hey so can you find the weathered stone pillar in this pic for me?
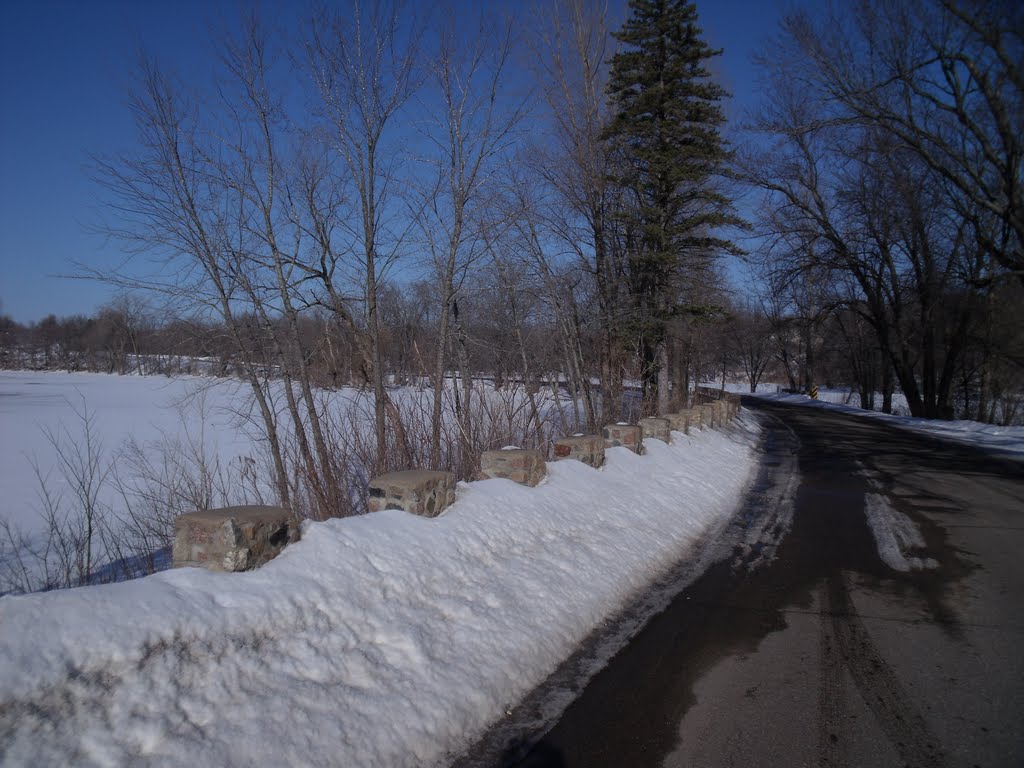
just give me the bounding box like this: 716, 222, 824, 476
687, 407, 704, 430
173, 505, 298, 572
712, 400, 727, 426
639, 417, 671, 443
553, 435, 605, 468
664, 411, 689, 435
368, 470, 456, 517
602, 423, 643, 453
697, 403, 716, 428
479, 448, 547, 487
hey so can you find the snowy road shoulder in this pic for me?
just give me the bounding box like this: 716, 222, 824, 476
0, 417, 760, 768
752, 392, 1024, 462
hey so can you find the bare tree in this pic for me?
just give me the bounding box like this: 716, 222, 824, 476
91, 51, 296, 505
414, 10, 526, 471
530, 0, 622, 426
728, 300, 774, 393
778, 0, 1023, 282
306, 0, 423, 471
744, 57, 988, 417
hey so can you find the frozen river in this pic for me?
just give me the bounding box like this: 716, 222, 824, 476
0, 371, 259, 538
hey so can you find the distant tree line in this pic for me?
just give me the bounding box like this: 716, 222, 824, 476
0, 280, 751, 401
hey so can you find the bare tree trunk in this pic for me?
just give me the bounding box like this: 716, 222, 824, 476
657, 341, 670, 414
416, 16, 522, 473
307, 1, 422, 472
430, 300, 451, 469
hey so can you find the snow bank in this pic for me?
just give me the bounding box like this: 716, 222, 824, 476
754, 392, 1024, 461
0, 421, 758, 767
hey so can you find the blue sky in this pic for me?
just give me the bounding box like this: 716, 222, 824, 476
0, 0, 800, 323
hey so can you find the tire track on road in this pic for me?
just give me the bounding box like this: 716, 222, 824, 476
825, 572, 948, 768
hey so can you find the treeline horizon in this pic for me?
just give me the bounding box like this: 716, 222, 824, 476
3, 271, 1022, 426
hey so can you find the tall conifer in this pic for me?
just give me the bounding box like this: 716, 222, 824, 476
604, 0, 737, 405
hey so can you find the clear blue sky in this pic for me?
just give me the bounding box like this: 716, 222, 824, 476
0, 0, 801, 324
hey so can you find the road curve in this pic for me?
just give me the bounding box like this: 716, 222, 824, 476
487, 400, 1024, 768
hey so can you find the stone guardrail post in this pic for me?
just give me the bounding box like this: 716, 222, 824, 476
368, 470, 456, 517
602, 423, 643, 454
723, 395, 736, 420
173, 505, 299, 572
553, 435, 605, 467
664, 411, 690, 435
712, 400, 727, 426
697, 403, 716, 428
479, 448, 547, 486
688, 407, 705, 430
638, 417, 671, 443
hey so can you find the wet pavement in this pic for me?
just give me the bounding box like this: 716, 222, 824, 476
455, 400, 1024, 768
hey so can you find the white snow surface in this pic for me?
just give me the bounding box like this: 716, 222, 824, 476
753, 392, 1024, 461
863, 494, 938, 572
0, 422, 758, 766
0, 371, 260, 535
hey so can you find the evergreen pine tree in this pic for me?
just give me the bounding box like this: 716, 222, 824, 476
604, 0, 738, 406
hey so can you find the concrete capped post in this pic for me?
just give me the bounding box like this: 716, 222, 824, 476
479, 448, 547, 487
602, 423, 643, 454
639, 417, 671, 443
173, 505, 298, 572
368, 469, 456, 517
552, 435, 605, 468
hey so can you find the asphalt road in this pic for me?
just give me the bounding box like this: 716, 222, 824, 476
496, 401, 1024, 768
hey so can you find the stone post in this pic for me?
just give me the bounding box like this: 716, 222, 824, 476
697, 403, 716, 428
712, 400, 727, 426
664, 411, 689, 435
368, 470, 456, 517
479, 448, 547, 487
173, 505, 298, 572
639, 417, 671, 443
688, 407, 704, 430
553, 435, 605, 468
602, 423, 643, 453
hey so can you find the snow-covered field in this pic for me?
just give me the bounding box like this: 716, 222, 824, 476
0, 405, 759, 766
0, 371, 262, 538
754, 391, 1024, 461
0, 371, 602, 593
